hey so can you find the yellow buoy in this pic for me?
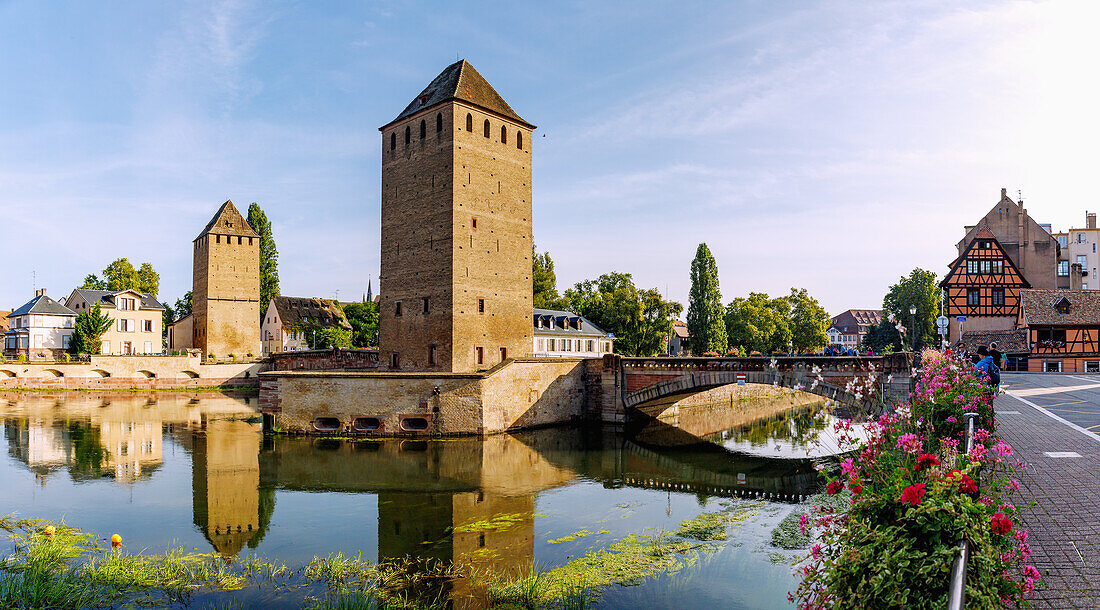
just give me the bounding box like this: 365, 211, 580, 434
110, 534, 122, 548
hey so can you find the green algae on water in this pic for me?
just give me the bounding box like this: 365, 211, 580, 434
548, 529, 592, 544
453, 512, 532, 534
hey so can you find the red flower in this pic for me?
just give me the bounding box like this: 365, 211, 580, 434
915, 453, 941, 471
957, 474, 978, 494
991, 512, 1013, 535
850, 482, 863, 495
827, 480, 844, 495
900, 483, 926, 506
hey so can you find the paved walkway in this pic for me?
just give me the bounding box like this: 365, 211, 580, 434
998, 373, 1100, 608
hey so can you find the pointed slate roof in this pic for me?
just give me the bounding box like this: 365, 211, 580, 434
70, 288, 164, 311
382, 60, 534, 129
195, 200, 259, 242
8, 294, 76, 317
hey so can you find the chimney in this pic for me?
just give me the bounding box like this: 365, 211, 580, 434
1088, 212, 1097, 230
1001, 187, 1007, 199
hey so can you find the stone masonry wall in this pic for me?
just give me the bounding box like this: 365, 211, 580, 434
270, 348, 380, 371
0, 355, 267, 389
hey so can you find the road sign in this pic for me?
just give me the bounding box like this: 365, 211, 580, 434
736, 373, 746, 385
956, 316, 967, 322
936, 315, 949, 329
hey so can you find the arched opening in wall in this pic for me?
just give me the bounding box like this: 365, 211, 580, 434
0, 370, 15, 378
180, 370, 199, 379
517, 131, 522, 149
400, 416, 430, 432
404, 126, 410, 145
351, 416, 382, 432
466, 113, 472, 131
42, 369, 63, 378
436, 112, 443, 133
483, 119, 490, 138
90, 369, 110, 378
312, 417, 342, 432
137, 370, 156, 379
390, 132, 396, 150
500, 125, 507, 144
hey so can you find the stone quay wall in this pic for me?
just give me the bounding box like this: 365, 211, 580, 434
269, 348, 380, 372
260, 357, 589, 436
0, 354, 269, 389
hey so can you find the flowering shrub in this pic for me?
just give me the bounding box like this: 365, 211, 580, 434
791, 349, 1039, 608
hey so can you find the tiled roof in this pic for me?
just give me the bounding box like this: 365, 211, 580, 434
196, 200, 259, 241
70, 289, 164, 311
8, 294, 76, 317
271, 296, 350, 330
830, 309, 882, 331
383, 60, 534, 129
953, 329, 1030, 354
1020, 289, 1100, 326
672, 320, 690, 338
533, 308, 610, 337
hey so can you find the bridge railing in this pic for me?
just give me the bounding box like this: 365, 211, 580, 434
617, 354, 910, 374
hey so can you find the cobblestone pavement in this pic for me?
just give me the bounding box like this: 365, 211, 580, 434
999, 373, 1100, 609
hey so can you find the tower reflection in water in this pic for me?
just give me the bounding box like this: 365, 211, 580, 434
0, 391, 827, 580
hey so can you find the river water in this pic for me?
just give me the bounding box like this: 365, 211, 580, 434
0, 391, 848, 609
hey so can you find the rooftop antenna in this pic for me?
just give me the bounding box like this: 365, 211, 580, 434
32, 270, 36, 294
334, 289, 340, 302
1018, 189, 1023, 203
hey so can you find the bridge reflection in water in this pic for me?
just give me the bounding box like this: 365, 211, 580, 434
0, 391, 837, 572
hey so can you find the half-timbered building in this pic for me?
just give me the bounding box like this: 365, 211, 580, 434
1019, 289, 1100, 372
940, 228, 1030, 340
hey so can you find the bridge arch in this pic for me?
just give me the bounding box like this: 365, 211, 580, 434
89, 369, 110, 378
0, 369, 15, 378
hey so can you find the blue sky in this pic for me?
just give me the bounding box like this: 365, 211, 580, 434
1, 0, 1097, 315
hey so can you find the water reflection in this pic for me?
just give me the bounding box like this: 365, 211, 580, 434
0, 391, 824, 608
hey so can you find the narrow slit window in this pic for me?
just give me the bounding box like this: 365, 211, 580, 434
420, 120, 426, 139
466, 113, 473, 131
436, 112, 443, 132
405, 125, 410, 145
483, 119, 490, 138
478, 298, 485, 314
517, 132, 522, 149
500, 126, 507, 144
390, 132, 396, 150
395, 301, 403, 317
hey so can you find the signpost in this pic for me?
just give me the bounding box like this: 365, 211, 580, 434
736, 373, 746, 385
937, 315, 950, 345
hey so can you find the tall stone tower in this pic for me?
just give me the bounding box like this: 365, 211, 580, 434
193, 201, 262, 358
378, 60, 535, 372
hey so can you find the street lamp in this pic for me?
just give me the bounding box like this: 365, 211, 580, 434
909, 305, 918, 352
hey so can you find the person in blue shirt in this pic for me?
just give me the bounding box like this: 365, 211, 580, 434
972, 344, 1000, 388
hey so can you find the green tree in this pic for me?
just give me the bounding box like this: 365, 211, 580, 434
563, 272, 681, 356
174, 291, 192, 319
788, 288, 829, 354
687, 243, 727, 354
310, 326, 352, 349
880, 268, 941, 352
162, 301, 176, 345
724, 292, 792, 354
247, 203, 280, 319
69, 303, 114, 355
343, 301, 379, 348
533, 244, 567, 310
102, 258, 138, 292
80, 274, 106, 290
136, 263, 160, 298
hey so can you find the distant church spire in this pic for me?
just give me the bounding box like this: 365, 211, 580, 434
366, 279, 372, 303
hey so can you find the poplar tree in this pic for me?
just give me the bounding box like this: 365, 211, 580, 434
247, 202, 280, 319
687, 243, 727, 355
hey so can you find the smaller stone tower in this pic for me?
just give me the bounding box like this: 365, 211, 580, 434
192, 201, 261, 358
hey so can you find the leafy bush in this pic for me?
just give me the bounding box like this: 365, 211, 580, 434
792, 349, 1037, 608
749, 350, 763, 357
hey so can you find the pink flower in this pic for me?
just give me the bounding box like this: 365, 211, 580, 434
969, 443, 989, 462
992, 440, 1014, 457
1023, 564, 1040, 580
811, 544, 822, 559
896, 433, 922, 454
946, 416, 958, 424
840, 458, 857, 476
1014, 529, 1029, 543
1009, 479, 1020, 491
798, 513, 809, 535
900, 483, 926, 506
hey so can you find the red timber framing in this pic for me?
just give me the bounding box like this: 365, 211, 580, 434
1029, 326, 1100, 355
939, 229, 1030, 319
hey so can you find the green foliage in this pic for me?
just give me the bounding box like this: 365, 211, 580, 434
247, 203, 280, 321
563, 273, 681, 356
80, 274, 105, 290
686, 243, 727, 355
298, 323, 352, 350
533, 244, 568, 310
794, 351, 1037, 608
788, 288, 829, 354
174, 291, 192, 319
724, 292, 792, 354
89, 258, 159, 297
342, 302, 379, 348
162, 301, 175, 345
867, 267, 942, 353
69, 303, 113, 355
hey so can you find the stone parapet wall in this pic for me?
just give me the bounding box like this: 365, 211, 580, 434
259, 358, 588, 436
0, 355, 269, 389
270, 348, 379, 371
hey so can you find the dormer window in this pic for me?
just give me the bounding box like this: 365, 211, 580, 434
1055, 297, 1072, 314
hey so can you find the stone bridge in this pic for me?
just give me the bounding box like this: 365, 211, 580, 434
608, 354, 912, 420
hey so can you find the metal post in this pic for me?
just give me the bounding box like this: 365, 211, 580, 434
911, 312, 917, 352
948, 411, 980, 610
